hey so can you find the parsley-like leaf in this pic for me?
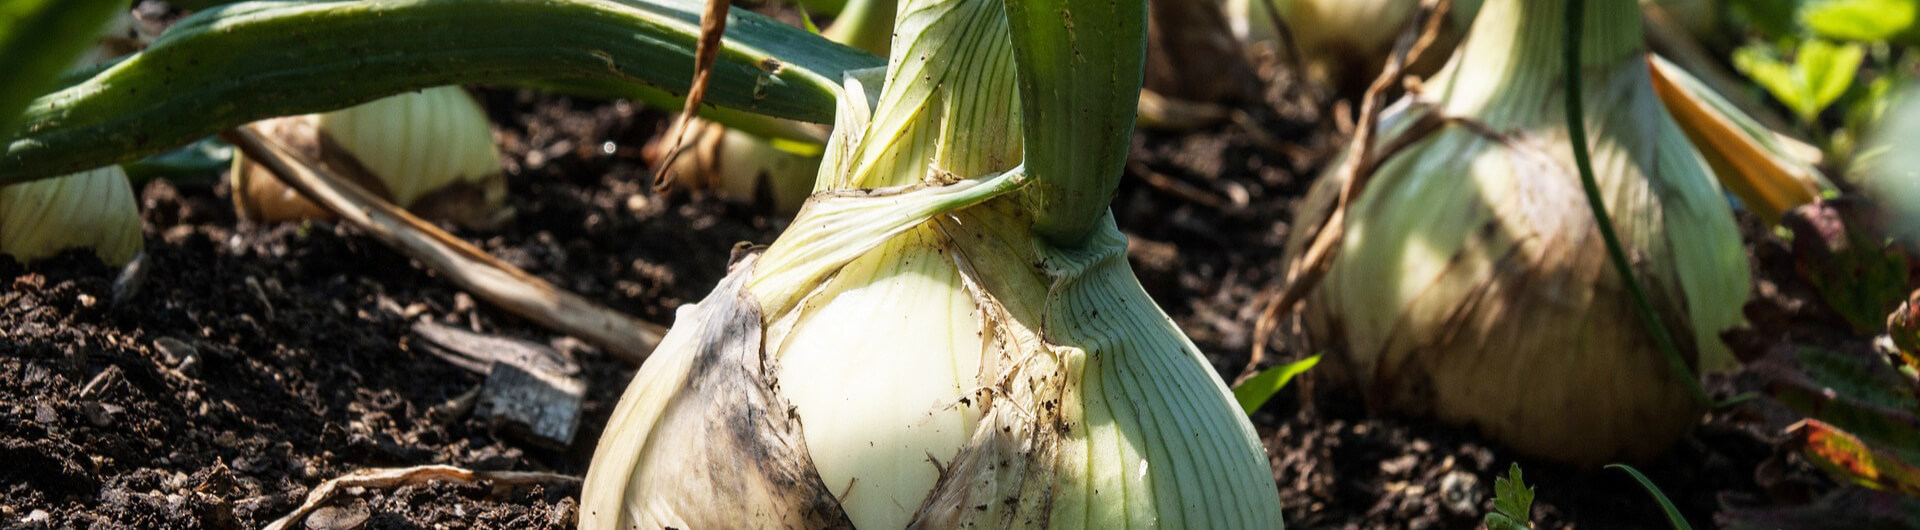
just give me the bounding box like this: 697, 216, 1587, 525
1485, 463, 1535, 530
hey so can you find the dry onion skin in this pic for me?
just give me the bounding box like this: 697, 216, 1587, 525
0, 165, 142, 266
1285, 0, 1749, 466
231, 86, 505, 228
580, 0, 1285, 526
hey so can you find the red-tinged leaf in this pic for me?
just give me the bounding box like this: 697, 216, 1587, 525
1789, 419, 1920, 497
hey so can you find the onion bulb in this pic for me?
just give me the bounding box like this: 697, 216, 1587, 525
642, 116, 821, 214
231, 86, 505, 228
1285, 0, 1749, 465
640, 0, 890, 215
1226, 0, 1482, 91
581, 0, 1284, 526
0, 166, 142, 266
0, 9, 149, 266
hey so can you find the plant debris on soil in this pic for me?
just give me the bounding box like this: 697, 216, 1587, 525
0, 59, 1878, 530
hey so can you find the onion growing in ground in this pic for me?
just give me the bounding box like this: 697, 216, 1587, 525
0, 165, 142, 266
231, 86, 505, 228
1285, 0, 1749, 465
581, 0, 1285, 526
0, 9, 148, 266
643, 116, 822, 214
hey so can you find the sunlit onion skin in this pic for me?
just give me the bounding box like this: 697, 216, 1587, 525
0, 166, 142, 266
231, 87, 505, 228
581, 0, 1285, 525
1287, 0, 1748, 466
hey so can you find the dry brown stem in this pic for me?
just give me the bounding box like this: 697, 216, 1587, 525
262, 465, 579, 530
1241, 0, 1455, 384
222, 127, 666, 365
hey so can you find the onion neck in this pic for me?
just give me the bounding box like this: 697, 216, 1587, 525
822, 0, 896, 56
1436, 0, 1641, 126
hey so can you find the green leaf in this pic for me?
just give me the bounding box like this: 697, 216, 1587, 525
0, 0, 123, 133
1789, 345, 1920, 413
1608, 464, 1695, 530
1761, 344, 1920, 489
1801, 0, 1920, 44
1800, 40, 1867, 113
1730, 0, 1804, 37
1733, 40, 1866, 123
1484, 463, 1534, 530
166, 0, 245, 10
786, 0, 848, 17
800, 8, 823, 35
120, 136, 231, 184
1231, 354, 1319, 414
1002, 0, 1148, 245
1782, 200, 1912, 335
1, 0, 886, 185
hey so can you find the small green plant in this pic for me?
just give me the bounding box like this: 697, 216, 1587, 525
1484, 463, 1536, 530
1485, 463, 1699, 530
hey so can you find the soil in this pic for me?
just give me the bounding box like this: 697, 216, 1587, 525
0, 18, 1886, 530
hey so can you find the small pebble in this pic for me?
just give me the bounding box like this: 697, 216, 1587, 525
21, 509, 49, 523
1439, 470, 1482, 517
110, 253, 148, 307
83, 402, 123, 427
155, 338, 200, 374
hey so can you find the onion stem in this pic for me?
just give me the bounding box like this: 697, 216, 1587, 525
1561, 0, 1709, 406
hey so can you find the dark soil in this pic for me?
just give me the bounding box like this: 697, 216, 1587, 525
0, 37, 1875, 530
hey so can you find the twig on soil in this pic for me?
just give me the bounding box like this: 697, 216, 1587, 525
1126, 160, 1234, 211
1241, 0, 1454, 384
261, 465, 580, 530
220, 127, 667, 365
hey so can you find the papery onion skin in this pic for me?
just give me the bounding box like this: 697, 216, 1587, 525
1287, 0, 1748, 466
231, 86, 505, 228
0, 165, 143, 266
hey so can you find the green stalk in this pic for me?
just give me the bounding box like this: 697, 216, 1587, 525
165, 0, 242, 10
1, 0, 884, 184
1003, 0, 1148, 245
823, 0, 899, 55
1561, 0, 1709, 405
1448, 0, 1640, 127
538, 79, 829, 144
789, 0, 851, 17
0, 0, 122, 133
